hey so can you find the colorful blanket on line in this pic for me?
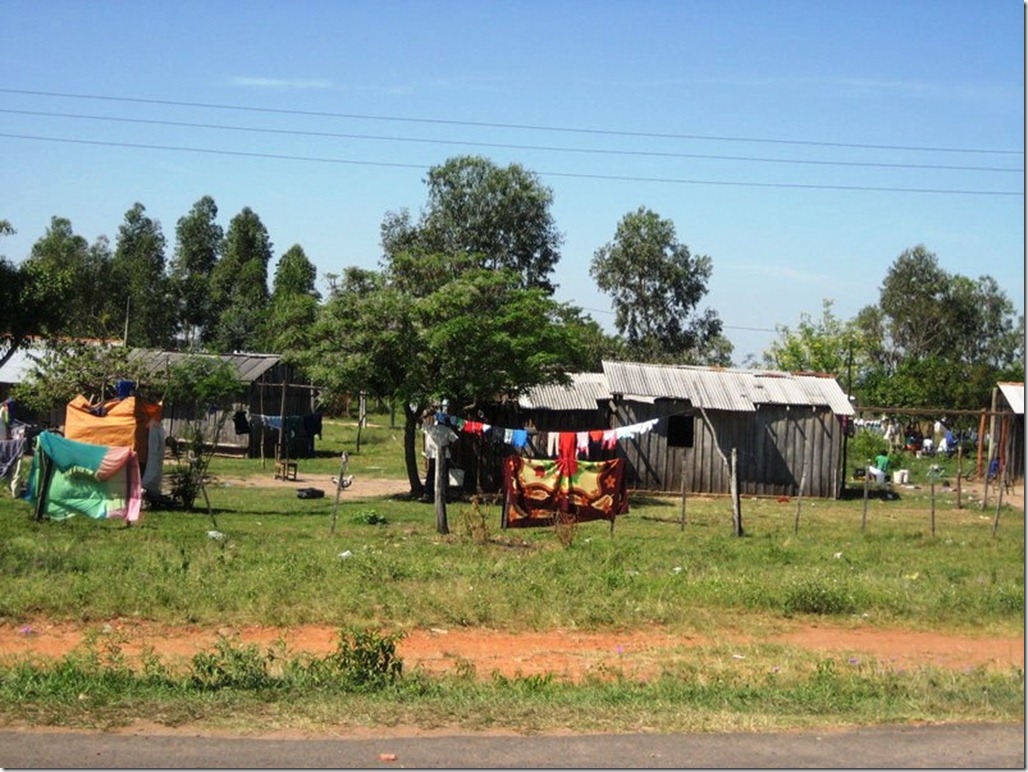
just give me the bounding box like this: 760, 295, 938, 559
502, 456, 628, 528
25, 431, 142, 523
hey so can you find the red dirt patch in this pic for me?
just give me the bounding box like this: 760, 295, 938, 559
0, 620, 1021, 681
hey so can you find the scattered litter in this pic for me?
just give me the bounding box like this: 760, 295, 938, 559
207, 530, 225, 541
338, 550, 354, 560
430, 627, 449, 635
378, 753, 397, 762
833, 552, 843, 559
672, 566, 683, 574
18, 625, 33, 636
732, 654, 746, 660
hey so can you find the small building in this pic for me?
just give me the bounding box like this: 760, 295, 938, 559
127, 350, 322, 459
993, 382, 1024, 483
602, 361, 855, 498
460, 361, 854, 499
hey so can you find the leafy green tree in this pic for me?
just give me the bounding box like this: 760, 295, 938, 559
170, 195, 223, 349
852, 245, 1023, 409
551, 305, 627, 372
590, 206, 730, 364
303, 256, 585, 496
112, 203, 173, 348
266, 244, 321, 357
209, 207, 273, 352
380, 155, 563, 292
11, 340, 149, 415
21, 217, 88, 336
764, 299, 866, 379
0, 220, 33, 369
161, 354, 246, 513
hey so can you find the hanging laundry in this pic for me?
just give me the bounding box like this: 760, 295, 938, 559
511, 428, 529, 449
557, 432, 579, 477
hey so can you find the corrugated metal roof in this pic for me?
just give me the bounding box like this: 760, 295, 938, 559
0, 345, 38, 385
521, 372, 609, 411
127, 350, 281, 383
601, 360, 854, 415
998, 382, 1024, 415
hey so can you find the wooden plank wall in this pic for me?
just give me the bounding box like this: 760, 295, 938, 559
615, 400, 844, 498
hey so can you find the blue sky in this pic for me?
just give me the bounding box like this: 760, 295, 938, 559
1, 0, 1023, 365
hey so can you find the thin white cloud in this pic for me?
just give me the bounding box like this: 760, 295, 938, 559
230, 77, 334, 90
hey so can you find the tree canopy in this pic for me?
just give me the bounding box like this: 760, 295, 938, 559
381, 155, 563, 292
301, 254, 592, 494
767, 246, 1023, 411
590, 206, 730, 365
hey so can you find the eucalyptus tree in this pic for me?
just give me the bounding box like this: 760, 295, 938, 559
208, 207, 273, 353
590, 206, 730, 365
112, 203, 173, 348
266, 243, 321, 357
170, 195, 223, 349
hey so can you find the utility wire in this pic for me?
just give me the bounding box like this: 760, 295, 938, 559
1, 108, 1021, 173
0, 133, 1021, 196
0, 87, 1021, 156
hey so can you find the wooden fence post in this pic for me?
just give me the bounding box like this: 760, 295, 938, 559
731, 448, 743, 537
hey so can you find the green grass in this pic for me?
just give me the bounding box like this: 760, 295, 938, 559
0, 632, 1021, 735
0, 412, 1022, 734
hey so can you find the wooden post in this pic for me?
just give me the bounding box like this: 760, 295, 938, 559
679, 453, 687, 531
278, 380, 288, 466
356, 392, 367, 454
259, 373, 266, 469
730, 447, 743, 537
435, 449, 448, 535
330, 451, 349, 535
992, 459, 1005, 536
861, 460, 869, 533
955, 442, 963, 509
794, 461, 807, 535
930, 469, 937, 538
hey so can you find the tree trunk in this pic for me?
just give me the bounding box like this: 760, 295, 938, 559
402, 402, 425, 497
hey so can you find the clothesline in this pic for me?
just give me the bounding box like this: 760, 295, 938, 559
433, 412, 660, 451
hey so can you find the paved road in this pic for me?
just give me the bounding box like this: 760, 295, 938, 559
1, 723, 1023, 768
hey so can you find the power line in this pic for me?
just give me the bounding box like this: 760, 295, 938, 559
1, 133, 1021, 196
1, 87, 1022, 157
2, 108, 1020, 174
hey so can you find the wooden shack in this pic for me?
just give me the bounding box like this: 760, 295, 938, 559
127, 350, 321, 459
602, 361, 855, 498
993, 382, 1024, 483
460, 362, 854, 499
